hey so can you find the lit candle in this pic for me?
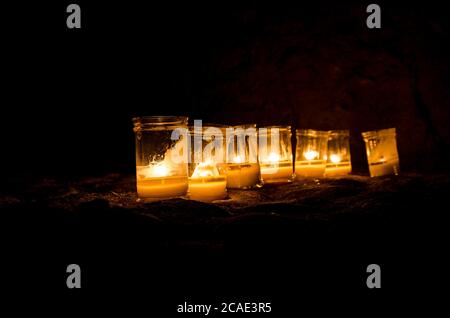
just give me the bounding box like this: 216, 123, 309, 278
324, 130, 352, 177
258, 126, 294, 184
136, 161, 188, 199
260, 152, 293, 183
223, 156, 261, 189
295, 129, 330, 178
133, 116, 189, 201
368, 156, 400, 177
362, 128, 400, 177
295, 150, 327, 177
324, 154, 352, 176
189, 162, 227, 202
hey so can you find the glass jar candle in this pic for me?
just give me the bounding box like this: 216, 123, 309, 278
362, 128, 400, 177
188, 125, 227, 202
133, 116, 189, 201
258, 126, 294, 184
295, 129, 330, 178
325, 130, 352, 177
224, 124, 261, 189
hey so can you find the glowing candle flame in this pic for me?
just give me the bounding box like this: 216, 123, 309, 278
304, 150, 319, 161
267, 152, 280, 163
150, 163, 169, 177
330, 154, 341, 164
233, 155, 243, 163
192, 162, 220, 178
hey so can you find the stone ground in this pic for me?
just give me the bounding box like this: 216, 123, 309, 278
2, 173, 448, 248
1, 173, 448, 296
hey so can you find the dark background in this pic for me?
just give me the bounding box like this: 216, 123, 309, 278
1, 1, 449, 314
2, 1, 450, 181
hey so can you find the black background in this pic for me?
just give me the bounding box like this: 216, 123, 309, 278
3, 0, 450, 179
1, 1, 448, 315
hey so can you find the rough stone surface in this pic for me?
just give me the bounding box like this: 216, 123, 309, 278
2, 173, 448, 251
2, 172, 448, 293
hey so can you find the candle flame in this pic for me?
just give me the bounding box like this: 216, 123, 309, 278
192, 162, 220, 178
330, 154, 341, 164
268, 152, 280, 163
233, 155, 243, 163
148, 163, 169, 177
304, 150, 319, 161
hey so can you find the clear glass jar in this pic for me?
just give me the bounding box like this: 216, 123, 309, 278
258, 126, 294, 184
188, 125, 227, 202
223, 124, 261, 189
325, 130, 352, 177
295, 129, 330, 178
362, 128, 400, 177
133, 116, 189, 201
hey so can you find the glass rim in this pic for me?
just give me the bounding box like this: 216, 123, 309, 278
258, 125, 292, 130
328, 129, 349, 136
361, 128, 396, 139
132, 116, 188, 126
231, 123, 257, 128
296, 129, 330, 137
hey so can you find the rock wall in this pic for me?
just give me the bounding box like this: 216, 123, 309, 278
192, 4, 450, 172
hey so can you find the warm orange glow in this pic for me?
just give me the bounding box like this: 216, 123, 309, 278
145, 162, 170, 177
268, 152, 280, 163
192, 162, 220, 178
233, 155, 243, 163
330, 154, 341, 164
304, 150, 319, 161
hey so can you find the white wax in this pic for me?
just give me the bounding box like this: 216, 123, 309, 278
136, 176, 188, 200
189, 176, 227, 202
295, 160, 326, 178
260, 162, 293, 183
369, 159, 400, 177
325, 163, 352, 177
224, 163, 260, 189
